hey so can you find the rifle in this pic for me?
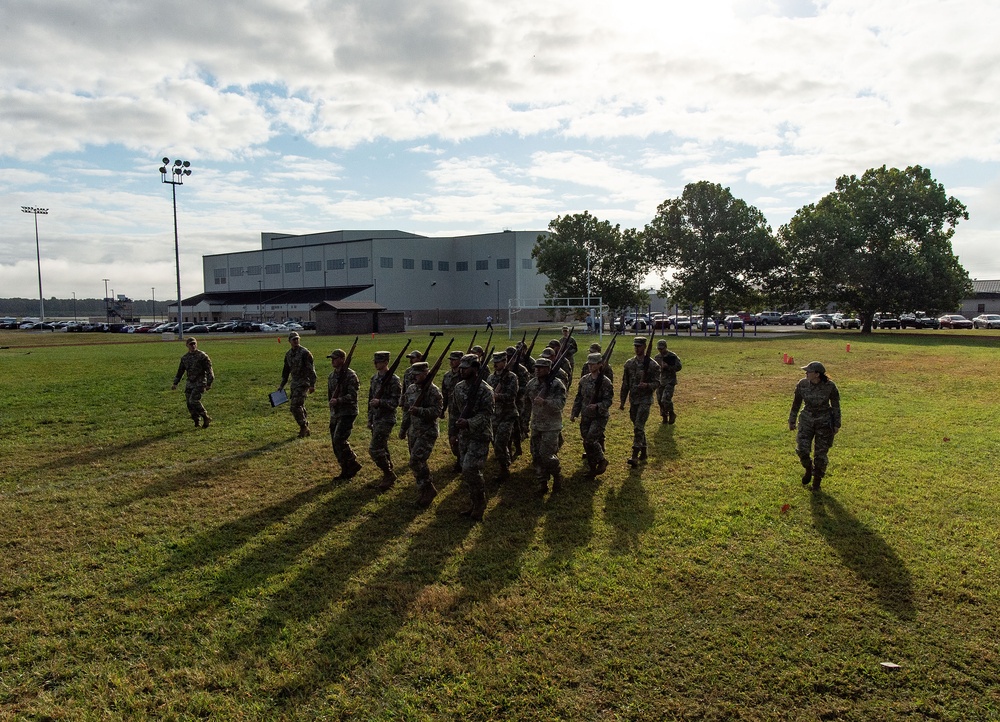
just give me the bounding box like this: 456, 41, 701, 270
482, 329, 494, 359
639, 327, 655, 384
374, 339, 411, 400
524, 327, 541, 359
466, 330, 478, 354
330, 336, 359, 401
552, 325, 575, 373
459, 345, 495, 419
420, 331, 443, 362
412, 337, 455, 408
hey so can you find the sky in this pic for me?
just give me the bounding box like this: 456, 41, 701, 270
2, 0, 999, 302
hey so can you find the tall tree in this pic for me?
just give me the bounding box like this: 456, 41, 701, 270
532, 212, 650, 314
644, 181, 780, 317
778, 165, 971, 333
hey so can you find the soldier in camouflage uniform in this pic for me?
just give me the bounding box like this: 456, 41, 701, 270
441, 349, 465, 473
620, 336, 659, 466
789, 361, 841, 491
506, 345, 530, 460
654, 338, 682, 424
525, 357, 567, 495
560, 326, 578, 374
579, 342, 614, 384
401, 362, 444, 507
327, 348, 362, 481
398, 349, 425, 440
450, 354, 494, 521
540, 347, 570, 386
172, 337, 215, 428
571, 352, 614, 476
487, 350, 520, 482
278, 331, 317, 437
368, 350, 402, 491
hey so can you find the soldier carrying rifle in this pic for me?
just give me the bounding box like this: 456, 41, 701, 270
620, 334, 659, 467
326, 338, 362, 481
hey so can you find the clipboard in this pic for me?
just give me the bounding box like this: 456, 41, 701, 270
269, 389, 288, 407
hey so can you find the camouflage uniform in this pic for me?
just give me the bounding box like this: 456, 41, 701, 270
487, 353, 520, 478
398, 350, 424, 439
402, 364, 443, 505
654, 341, 682, 424
789, 362, 841, 489
440, 351, 465, 469
173, 339, 214, 427
525, 359, 567, 494
620, 338, 660, 464
450, 356, 494, 520
368, 353, 402, 486
571, 354, 614, 475
280, 333, 317, 437
327, 350, 361, 480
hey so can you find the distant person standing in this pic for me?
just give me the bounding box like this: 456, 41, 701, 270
654, 338, 682, 424
172, 337, 215, 428
789, 361, 841, 491
326, 348, 362, 481
278, 331, 316, 437
485, 315, 494, 331
620, 336, 659, 466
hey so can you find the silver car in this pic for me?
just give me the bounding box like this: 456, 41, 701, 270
972, 314, 1000, 329
804, 314, 832, 330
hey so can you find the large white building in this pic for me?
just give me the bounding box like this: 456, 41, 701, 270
172, 228, 551, 326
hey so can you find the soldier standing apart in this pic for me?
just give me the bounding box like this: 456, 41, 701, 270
450, 354, 494, 521
525, 357, 567, 495
654, 338, 682, 424
278, 331, 316, 437
327, 348, 362, 481
620, 336, 659, 466
401, 362, 444, 507
368, 351, 402, 491
487, 350, 520, 482
789, 361, 841, 491
571, 352, 613, 476
172, 337, 215, 428
441, 349, 466, 473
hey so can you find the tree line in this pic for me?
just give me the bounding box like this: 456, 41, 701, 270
531, 165, 972, 334
0, 298, 170, 318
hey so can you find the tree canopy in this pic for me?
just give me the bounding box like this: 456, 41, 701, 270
643, 181, 780, 317
778, 165, 971, 333
531, 212, 651, 313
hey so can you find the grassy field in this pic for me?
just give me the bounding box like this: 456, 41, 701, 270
1, 328, 998, 720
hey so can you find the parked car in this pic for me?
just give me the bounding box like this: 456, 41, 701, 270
939, 314, 973, 329
723, 315, 744, 329
779, 312, 807, 325
694, 317, 716, 331
832, 314, 861, 329
871, 313, 900, 329
650, 314, 671, 330
804, 314, 832, 330
972, 314, 1000, 329
672, 316, 692, 330
754, 311, 782, 325
187, 324, 211, 333
900, 313, 940, 329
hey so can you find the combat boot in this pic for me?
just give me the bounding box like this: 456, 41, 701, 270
201, 414, 212, 428
639, 448, 648, 462
668, 410, 677, 425
551, 471, 563, 493
496, 466, 510, 483
377, 468, 397, 492
626, 452, 639, 467
595, 458, 609, 476
801, 460, 813, 486
342, 459, 362, 479
417, 482, 438, 508
298, 422, 311, 438
534, 471, 549, 496
191, 414, 201, 428
812, 469, 824, 492
469, 484, 487, 521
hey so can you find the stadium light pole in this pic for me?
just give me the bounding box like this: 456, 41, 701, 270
159, 157, 192, 340
103, 278, 110, 325
21, 206, 48, 324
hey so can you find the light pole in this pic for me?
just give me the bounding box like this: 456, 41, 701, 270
151, 287, 156, 324
72, 291, 77, 322
21, 206, 48, 324
103, 278, 110, 325
159, 157, 192, 339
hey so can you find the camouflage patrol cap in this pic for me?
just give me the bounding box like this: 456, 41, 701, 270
459, 353, 480, 369
657, 339, 667, 349
587, 353, 603, 365
184, 337, 197, 345
374, 351, 391, 363
633, 336, 647, 346
540, 347, 555, 358
448, 350, 465, 360
411, 362, 429, 374
471, 345, 485, 355
505, 346, 516, 354
801, 361, 826, 374
534, 357, 552, 368
288, 331, 300, 340
589, 343, 601, 352
548, 339, 561, 349
492, 351, 507, 363
407, 349, 422, 359
326, 348, 346, 359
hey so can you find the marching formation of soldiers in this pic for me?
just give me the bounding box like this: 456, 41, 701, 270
171, 325, 684, 523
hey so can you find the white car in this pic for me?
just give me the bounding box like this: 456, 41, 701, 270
972, 314, 1000, 329
695, 317, 716, 331
804, 314, 832, 330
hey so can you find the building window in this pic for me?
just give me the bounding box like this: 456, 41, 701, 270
247, 265, 262, 275
457, 261, 468, 272
978, 303, 986, 313
214, 268, 226, 285
380, 257, 393, 269
265, 264, 281, 274
476, 259, 488, 271
284, 262, 301, 273
305, 261, 322, 272
402, 258, 415, 269
496, 258, 510, 270
438, 261, 449, 271
422, 260, 433, 271
522, 258, 533, 269
229, 266, 244, 277
327, 259, 345, 270
350, 257, 369, 269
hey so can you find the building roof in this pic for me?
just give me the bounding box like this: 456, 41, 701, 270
172, 286, 370, 308
311, 301, 387, 312
972, 280, 1000, 295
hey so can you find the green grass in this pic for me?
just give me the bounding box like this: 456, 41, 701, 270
2, 329, 999, 720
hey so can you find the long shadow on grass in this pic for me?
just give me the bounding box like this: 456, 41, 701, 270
258, 485, 476, 709
541, 468, 603, 571
652, 423, 679, 460
21, 428, 186, 475
810, 492, 915, 620
603, 472, 655, 555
